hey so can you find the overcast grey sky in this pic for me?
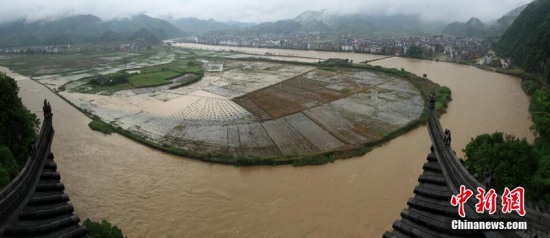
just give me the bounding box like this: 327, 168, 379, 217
0, 0, 532, 24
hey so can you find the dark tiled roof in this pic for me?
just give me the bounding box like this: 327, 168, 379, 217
4, 153, 87, 238
0, 101, 87, 237
384, 108, 550, 238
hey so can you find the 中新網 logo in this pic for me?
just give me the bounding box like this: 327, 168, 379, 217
450, 185, 525, 218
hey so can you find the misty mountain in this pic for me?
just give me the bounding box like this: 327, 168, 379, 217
294, 10, 442, 35
0, 14, 185, 47
363, 14, 442, 34
294, 9, 332, 24
442, 18, 487, 37
442, 4, 528, 38
325, 14, 377, 34
487, 4, 529, 36
107, 14, 184, 40
252, 20, 304, 34
170, 17, 254, 34
179, 5, 527, 37
0, 15, 108, 47
194, 10, 444, 37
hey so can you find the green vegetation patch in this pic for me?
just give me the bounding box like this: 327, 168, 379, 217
128, 70, 178, 88
319, 58, 352, 66
434, 86, 452, 112
91, 71, 130, 86
495, 0, 550, 84
78, 82, 134, 95
83, 219, 124, 238
183, 65, 202, 74
0, 146, 18, 188
168, 74, 202, 90
0, 73, 39, 189
88, 116, 116, 135
319, 66, 336, 72
340, 87, 352, 95
123, 56, 204, 88
530, 87, 550, 137
66, 48, 205, 94
527, 85, 550, 202
463, 132, 549, 202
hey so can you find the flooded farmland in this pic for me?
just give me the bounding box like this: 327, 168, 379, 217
38, 55, 426, 160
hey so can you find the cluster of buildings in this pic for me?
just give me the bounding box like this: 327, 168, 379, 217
342, 35, 489, 61
1, 42, 153, 54
478, 50, 512, 68
179, 33, 493, 63
0, 45, 70, 54
119, 43, 141, 51
183, 31, 322, 50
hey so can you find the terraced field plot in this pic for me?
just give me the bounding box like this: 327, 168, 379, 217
262, 113, 344, 155
170, 96, 255, 122
235, 76, 345, 120
302, 106, 369, 145
204, 61, 314, 98
165, 121, 282, 157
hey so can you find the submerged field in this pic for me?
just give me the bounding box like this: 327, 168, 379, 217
2, 45, 434, 164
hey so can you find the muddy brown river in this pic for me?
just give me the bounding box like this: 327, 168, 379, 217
3, 45, 533, 238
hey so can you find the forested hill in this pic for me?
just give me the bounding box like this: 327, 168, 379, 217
495, 0, 550, 83
0, 14, 185, 47
440, 4, 527, 38
463, 1, 550, 203
0, 73, 38, 188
